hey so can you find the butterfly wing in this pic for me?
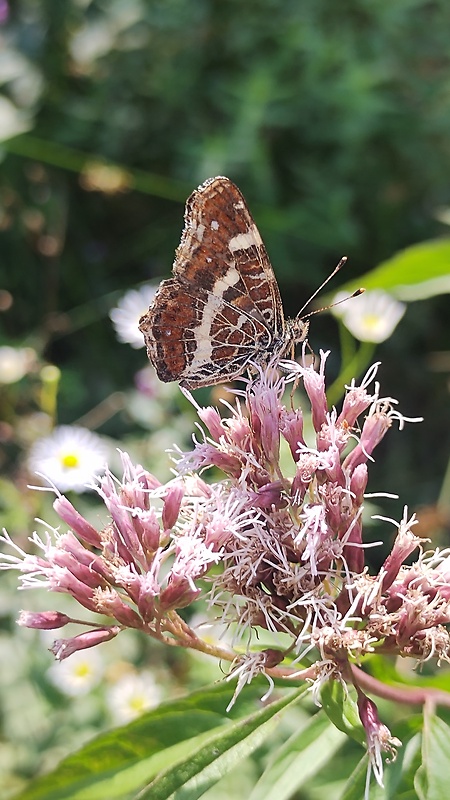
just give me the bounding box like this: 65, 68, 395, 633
139, 176, 285, 388
141, 276, 272, 388
174, 176, 285, 337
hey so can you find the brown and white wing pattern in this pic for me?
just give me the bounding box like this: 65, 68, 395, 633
139, 176, 286, 389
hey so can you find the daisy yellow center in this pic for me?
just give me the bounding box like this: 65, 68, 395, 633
362, 313, 382, 330
129, 694, 146, 712
61, 452, 80, 469
74, 662, 91, 678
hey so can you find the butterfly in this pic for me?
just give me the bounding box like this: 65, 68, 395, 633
139, 176, 311, 389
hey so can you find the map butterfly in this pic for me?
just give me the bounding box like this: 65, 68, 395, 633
139, 176, 311, 389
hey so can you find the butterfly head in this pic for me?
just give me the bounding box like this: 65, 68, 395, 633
286, 317, 309, 348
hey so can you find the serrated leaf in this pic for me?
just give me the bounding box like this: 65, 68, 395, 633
340, 238, 450, 301
137, 686, 308, 800
14, 682, 265, 800
247, 710, 345, 800
320, 679, 366, 745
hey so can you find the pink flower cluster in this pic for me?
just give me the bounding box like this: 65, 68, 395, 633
2, 351, 447, 786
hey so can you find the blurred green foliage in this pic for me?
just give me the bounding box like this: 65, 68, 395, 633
1, 0, 449, 502
1, 0, 450, 793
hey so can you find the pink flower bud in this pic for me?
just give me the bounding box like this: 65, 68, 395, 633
291, 452, 319, 501
319, 445, 345, 486
343, 412, 391, 473
248, 481, 284, 509
18, 610, 71, 630
102, 489, 145, 567
50, 570, 98, 613
380, 527, 420, 592
280, 408, 305, 462
162, 483, 184, 530
160, 575, 201, 610
53, 496, 102, 548
248, 383, 281, 463
198, 406, 227, 441
206, 449, 242, 477
139, 508, 162, 553
96, 589, 143, 628
321, 483, 348, 534
357, 693, 400, 786
358, 694, 382, 735
137, 571, 160, 622
50, 626, 120, 660
302, 365, 327, 433
51, 547, 107, 590
337, 385, 373, 428
349, 463, 368, 504
227, 415, 253, 452
53, 532, 114, 586
342, 519, 364, 574
139, 469, 162, 491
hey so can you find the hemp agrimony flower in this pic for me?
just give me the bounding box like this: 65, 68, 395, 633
2, 351, 447, 790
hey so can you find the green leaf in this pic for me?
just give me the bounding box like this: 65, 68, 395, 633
247, 710, 345, 800
365, 653, 450, 695
384, 732, 422, 800
341, 238, 450, 301
14, 682, 266, 800
320, 679, 366, 745
137, 686, 308, 800
339, 755, 369, 800
416, 710, 450, 800
337, 720, 424, 800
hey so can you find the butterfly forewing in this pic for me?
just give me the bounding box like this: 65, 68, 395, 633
175, 177, 285, 336
139, 176, 291, 388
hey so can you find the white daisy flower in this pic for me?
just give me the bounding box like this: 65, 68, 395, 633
110, 284, 157, 348
107, 671, 162, 723
28, 425, 107, 492
47, 648, 105, 696
0, 346, 36, 384
332, 289, 406, 343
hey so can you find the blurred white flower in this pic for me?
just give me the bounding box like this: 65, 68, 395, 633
107, 671, 162, 723
69, 20, 116, 68
189, 613, 234, 662
28, 425, 107, 492
190, 613, 233, 646
69, 2, 143, 71
0, 95, 31, 141
110, 284, 156, 348
47, 648, 105, 696
332, 289, 406, 343
0, 346, 36, 384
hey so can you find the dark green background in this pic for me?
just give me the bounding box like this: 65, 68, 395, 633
1, 0, 449, 523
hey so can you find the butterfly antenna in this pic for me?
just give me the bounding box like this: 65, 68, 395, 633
300, 287, 365, 321
295, 256, 349, 319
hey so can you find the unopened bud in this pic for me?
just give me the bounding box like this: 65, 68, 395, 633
18, 610, 71, 630
50, 626, 120, 660
162, 483, 184, 530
